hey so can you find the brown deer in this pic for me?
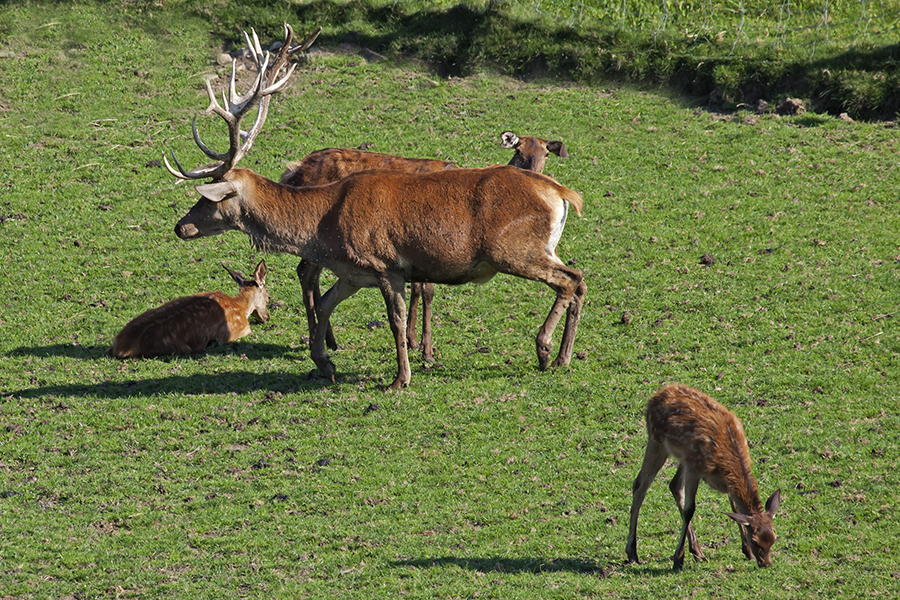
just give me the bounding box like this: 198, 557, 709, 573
164, 24, 585, 390
280, 131, 569, 361
109, 260, 269, 358
626, 384, 781, 569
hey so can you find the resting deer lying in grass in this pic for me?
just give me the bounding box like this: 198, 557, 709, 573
280, 131, 569, 361
110, 260, 269, 358
626, 384, 781, 569
164, 24, 585, 389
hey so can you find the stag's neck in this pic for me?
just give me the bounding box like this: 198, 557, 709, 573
235, 170, 334, 255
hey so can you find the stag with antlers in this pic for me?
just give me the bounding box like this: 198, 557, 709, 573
165, 23, 585, 390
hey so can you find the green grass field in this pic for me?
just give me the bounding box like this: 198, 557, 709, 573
0, 2, 898, 598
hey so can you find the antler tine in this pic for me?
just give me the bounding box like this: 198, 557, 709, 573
164, 23, 315, 181
162, 149, 224, 180
289, 26, 322, 56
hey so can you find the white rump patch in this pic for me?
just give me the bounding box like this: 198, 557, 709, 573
545, 200, 569, 256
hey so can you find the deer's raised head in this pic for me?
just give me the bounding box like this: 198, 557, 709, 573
500, 130, 568, 173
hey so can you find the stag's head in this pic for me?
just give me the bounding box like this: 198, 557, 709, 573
500, 130, 568, 174
167, 24, 320, 238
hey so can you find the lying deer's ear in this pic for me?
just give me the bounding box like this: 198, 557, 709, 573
254, 260, 267, 285
500, 131, 519, 148
548, 141, 569, 158
725, 512, 751, 527
223, 264, 247, 286
196, 180, 239, 202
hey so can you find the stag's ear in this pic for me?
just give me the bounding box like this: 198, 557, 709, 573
500, 131, 519, 149
766, 489, 781, 518
548, 141, 569, 158
254, 260, 267, 286
725, 512, 751, 527
196, 180, 239, 202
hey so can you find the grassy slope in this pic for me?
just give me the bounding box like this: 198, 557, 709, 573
0, 2, 899, 598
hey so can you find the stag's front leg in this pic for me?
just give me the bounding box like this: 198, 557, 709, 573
298, 260, 338, 350
377, 273, 411, 390
312, 278, 360, 382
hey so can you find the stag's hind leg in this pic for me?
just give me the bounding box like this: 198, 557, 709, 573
550, 277, 585, 368
672, 470, 702, 570
531, 262, 583, 370
419, 282, 435, 362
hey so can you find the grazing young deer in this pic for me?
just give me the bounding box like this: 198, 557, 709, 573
280, 131, 569, 361
110, 260, 269, 358
164, 24, 585, 390
626, 384, 781, 569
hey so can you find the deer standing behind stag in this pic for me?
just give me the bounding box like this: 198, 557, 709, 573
164, 24, 585, 390
280, 129, 570, 362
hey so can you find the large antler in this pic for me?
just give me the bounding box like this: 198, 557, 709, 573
164, 23, 321, 181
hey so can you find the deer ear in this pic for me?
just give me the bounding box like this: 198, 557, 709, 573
254, 260, 267, 286
766, 489, 781, 518
196, 180, 239, 202
500, 131, 519, 149
548, 141, 569, 158
725, 512, 751, 527
222, 264, 247, 286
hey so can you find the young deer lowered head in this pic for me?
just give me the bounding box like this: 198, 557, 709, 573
626, 384, 781, 570
109, 261, 269, 358
280, 130, 570, 362
165, 23, 585, 390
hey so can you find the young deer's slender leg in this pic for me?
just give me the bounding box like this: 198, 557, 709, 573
626, 437, 668, 564
669, 464, 703, 561
312, 278, 360, 382
406, 283, 422, 350
673, 473, 702, 570
731, 497, 754, 560
376, 272, 411, 390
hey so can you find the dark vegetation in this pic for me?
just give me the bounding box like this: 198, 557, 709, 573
185, 0, 900, 120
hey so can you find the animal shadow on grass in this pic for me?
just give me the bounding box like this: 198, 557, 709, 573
392, 556, 607, 576
4, 342, 372, 399
9, 342, 293, 361
393, 556, 678, 579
